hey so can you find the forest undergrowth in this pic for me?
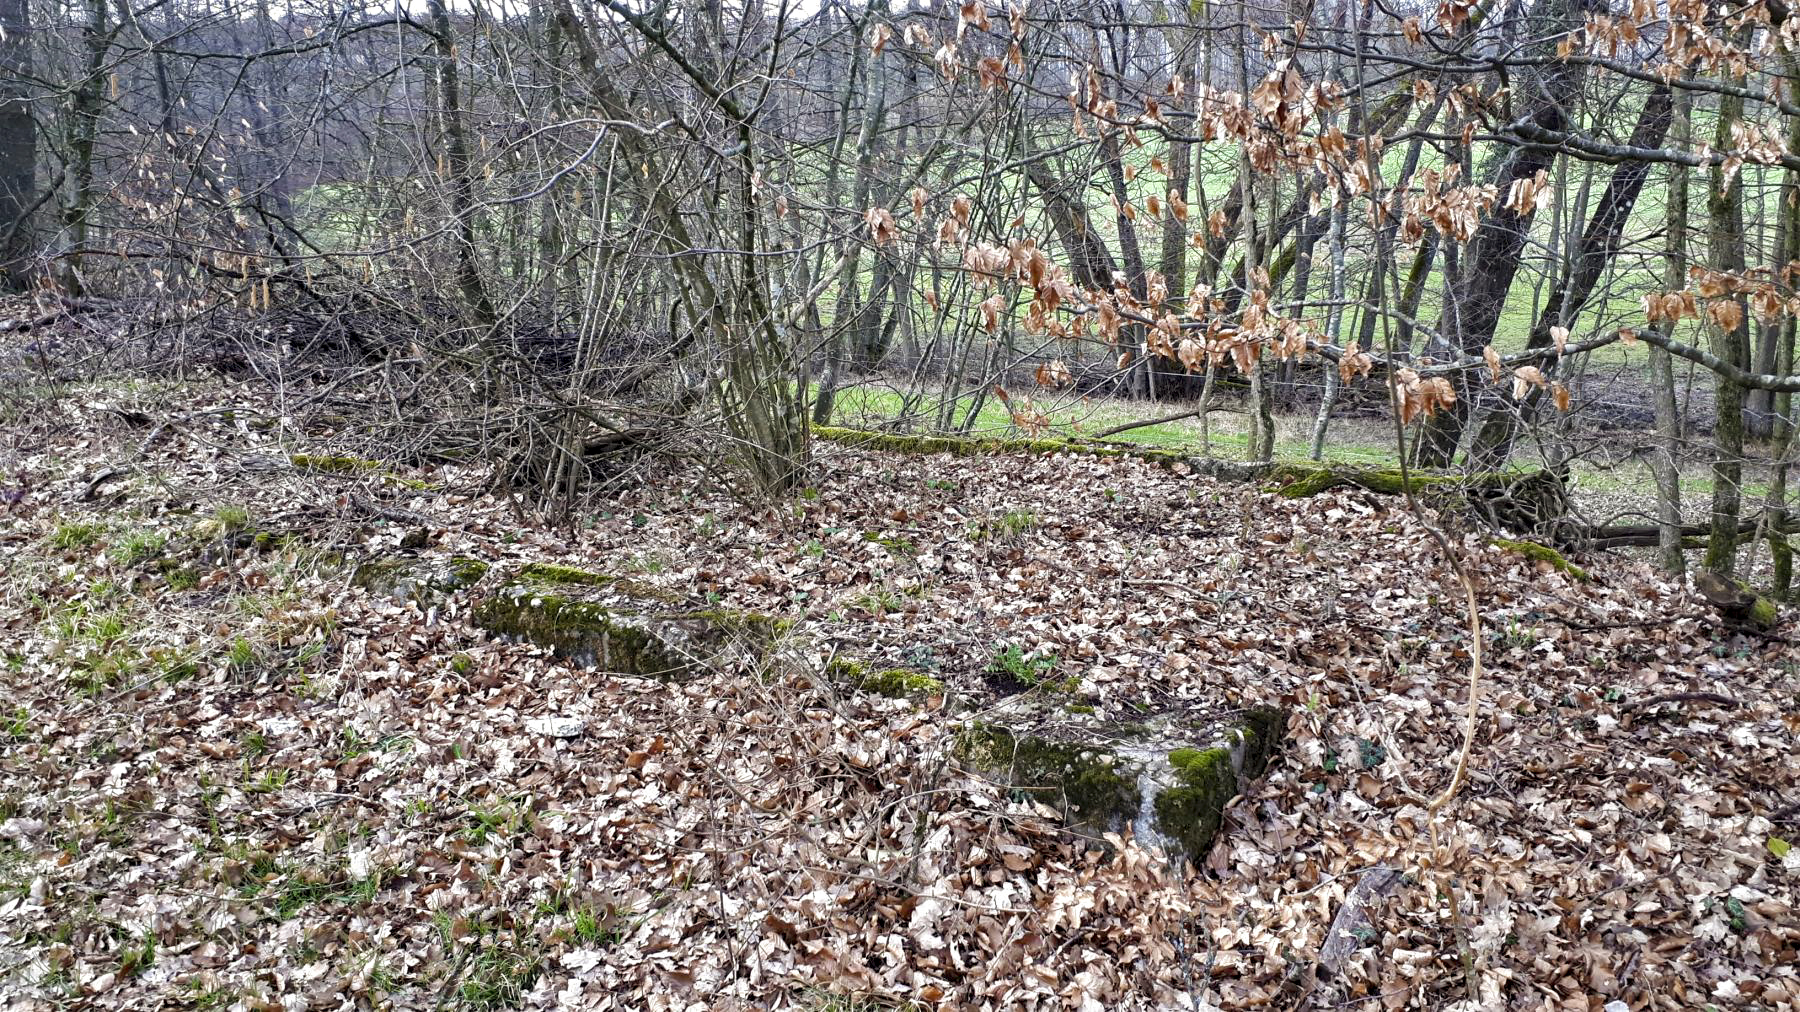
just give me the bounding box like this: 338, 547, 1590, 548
0, 377, 1795, 1010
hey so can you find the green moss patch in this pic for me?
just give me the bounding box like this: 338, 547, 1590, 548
1152, 708, 1283, 860
955, 723, 1141, 824
955, 704, 1285, 864
352, 556, 489, 603
517, 562, 612, 586
827, 658, 944, 700
1155, 746, 1237, 860
509, 563, 678, 602
1493, 538, 1590, 582
1266, 463, 1471, 499
471, 587, 786, 680
811, 425, 1262, 477
290, 454, 383, 475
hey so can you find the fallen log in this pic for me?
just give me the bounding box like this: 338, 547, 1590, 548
815, 427, 1585, 544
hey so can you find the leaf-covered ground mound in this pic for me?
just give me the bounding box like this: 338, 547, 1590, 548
1, 380, 1796, 1010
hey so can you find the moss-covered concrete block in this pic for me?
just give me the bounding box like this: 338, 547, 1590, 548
826, 658, 944, 700
517, 562, 611, 586
471, 584, 785, 681
512, 562, 679, 602
953, 700, 1283, 865
352, 555, 489, 604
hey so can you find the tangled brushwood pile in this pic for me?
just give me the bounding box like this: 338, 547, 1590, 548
1, 377, 1796, 1010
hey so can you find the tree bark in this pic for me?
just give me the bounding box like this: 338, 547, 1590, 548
1705, 77, 1751, 576
1649, 89, 1691, 576
1415, 0, 1591, 465
0, 0, 35, 289
426, 0, 496, 326
1465, 84, 1674, 467
58, 0, 110, 295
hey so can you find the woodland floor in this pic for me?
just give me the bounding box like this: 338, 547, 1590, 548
0, 376, 1797, 1011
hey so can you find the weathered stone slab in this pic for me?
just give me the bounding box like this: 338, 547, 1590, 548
470, 569, 786, 680
351, 555, 489, 604
954, 698, 1282, 865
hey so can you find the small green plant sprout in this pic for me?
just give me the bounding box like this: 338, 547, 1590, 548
245, 768, 289, 794
110, 530, 168, 567
851, 586, 905, 617
119, 930, 157, 978
571, 901, 631, 945
986, 642, 1061, 685
51, 521, 101, 549
213, 504, 251, 531
225, 637, 256, 673
996, 510, 1037, 537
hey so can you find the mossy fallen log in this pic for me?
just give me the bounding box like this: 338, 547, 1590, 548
1266, 463, 1530, 499
1492, 538, 1590, 582
290, 454, 384, 475
514, 561, 678, 601
1267, 463, 1573, 545
811, 425, 1267, 480
953, 700, 1283, 865
471, 582, 787, 680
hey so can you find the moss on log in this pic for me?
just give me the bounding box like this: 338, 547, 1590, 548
811, 425, 1266, 479
1264, 463, 1523, 499
1492, 538, 1590, 582
816, 426, 1574, 544
1695, 571, 1781, 630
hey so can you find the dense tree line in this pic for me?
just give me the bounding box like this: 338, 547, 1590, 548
0, 0, 1795, 589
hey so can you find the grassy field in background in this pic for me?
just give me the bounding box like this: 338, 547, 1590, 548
816, 377, 1788, 525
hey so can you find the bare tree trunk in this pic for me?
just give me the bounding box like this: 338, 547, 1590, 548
426, 0, 495, 326
1705, 82, 1751, 576
0, 0, 34, 289
58, 0, 110, 295
1465, 84, 1674, 467
1650, 90, 1692, 575
813, 1, 886, 425
1415, 0, 1588, 465
1307, 196, 1349, 459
